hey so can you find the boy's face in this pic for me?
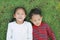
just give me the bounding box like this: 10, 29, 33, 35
31, 14, 42, 26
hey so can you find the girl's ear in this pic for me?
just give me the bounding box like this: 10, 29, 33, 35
24, 14, 26, 19
13, 14, 16, 18
25, 15, 26, 17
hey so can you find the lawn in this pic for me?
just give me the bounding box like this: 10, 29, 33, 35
0, 0, 60, 40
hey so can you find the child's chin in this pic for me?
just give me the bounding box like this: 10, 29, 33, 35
37, 25, 40, 26
36, 24, 40, 26
17, 19, 24, 22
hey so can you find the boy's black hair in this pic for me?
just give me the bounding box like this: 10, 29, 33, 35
29, 8, 42, 19
10, 7, 27, 22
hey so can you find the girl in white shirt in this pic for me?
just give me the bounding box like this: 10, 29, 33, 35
6, 7, 33, 40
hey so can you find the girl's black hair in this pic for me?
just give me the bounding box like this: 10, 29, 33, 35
10, 7, 27, 22
14, 7, 27, 15
29, 8, 42, 19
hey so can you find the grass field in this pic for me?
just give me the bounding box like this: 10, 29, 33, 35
0, 0, 60, 40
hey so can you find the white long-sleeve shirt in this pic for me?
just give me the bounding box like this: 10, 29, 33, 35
6, 21, 33, 40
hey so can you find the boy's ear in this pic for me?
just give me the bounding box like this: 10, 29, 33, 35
41, 16, 43, 20
41, 16, 43, 18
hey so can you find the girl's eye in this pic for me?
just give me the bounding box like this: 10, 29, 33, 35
17, 13, 24, 15
21, 13, 24, 15
17, 13, 20, 15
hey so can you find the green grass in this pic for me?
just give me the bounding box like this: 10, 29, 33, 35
0, 0, 60, 40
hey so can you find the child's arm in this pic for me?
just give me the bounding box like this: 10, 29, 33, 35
6, 23, 12, 40
27, 22, 33, 40
46, 24, 56, 40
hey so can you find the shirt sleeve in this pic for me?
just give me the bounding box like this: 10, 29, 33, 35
6, 23, 12, 40
46, 24, 56, 40
27, 22, 33, 40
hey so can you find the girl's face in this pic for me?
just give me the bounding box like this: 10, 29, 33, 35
14, 8, 26, 22
31, 14, 42, 26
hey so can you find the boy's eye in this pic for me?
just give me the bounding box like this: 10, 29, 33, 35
34, 20, 37, 22
38, 19, 40, 21
34, 21, 36, 22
